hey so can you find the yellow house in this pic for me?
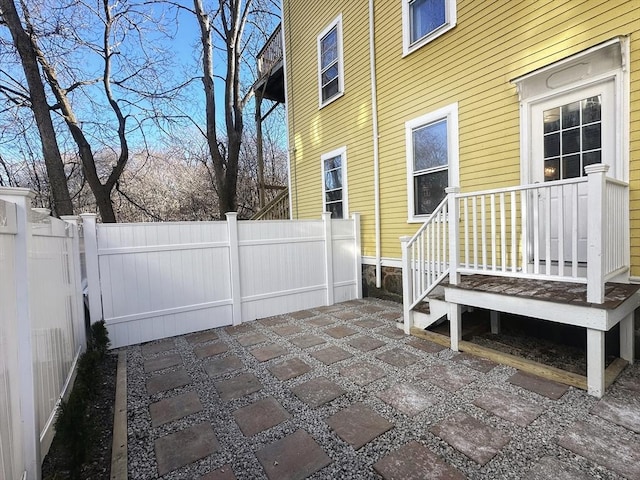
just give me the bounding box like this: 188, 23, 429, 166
256, 0, 640, 396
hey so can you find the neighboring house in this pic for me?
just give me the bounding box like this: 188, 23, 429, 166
259, 0, 640, 397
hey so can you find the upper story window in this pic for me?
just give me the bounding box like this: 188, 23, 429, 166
402, 0, 456, 56
406, 103, 459, 221
322, 147, 348, 218
317, 15, 344, 107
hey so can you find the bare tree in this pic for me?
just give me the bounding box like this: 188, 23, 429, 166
0, 0, 73, 215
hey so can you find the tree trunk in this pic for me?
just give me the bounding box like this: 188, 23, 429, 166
0, 0, 73, 216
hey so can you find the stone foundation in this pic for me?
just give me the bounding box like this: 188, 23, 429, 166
362, 264, 403, 303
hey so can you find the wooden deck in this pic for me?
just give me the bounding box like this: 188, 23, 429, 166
443, 275, 640, 310
439, 275, 639, 397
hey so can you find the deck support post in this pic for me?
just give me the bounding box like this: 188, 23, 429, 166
449, 303, 462, 351
620, 312, 634, 364
586, 328, 605, 398
400, 235, 412, 335
490, 310, 501, 334
585, 164, 608, 304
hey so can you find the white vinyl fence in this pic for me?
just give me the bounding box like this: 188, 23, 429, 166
0, 188, 85, 480
85, 212, 362, 348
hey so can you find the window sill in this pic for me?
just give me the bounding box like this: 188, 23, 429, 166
402, 22, 456, 58
319, 91, 344, 110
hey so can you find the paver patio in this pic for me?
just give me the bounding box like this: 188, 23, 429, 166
126, 298, 640, 479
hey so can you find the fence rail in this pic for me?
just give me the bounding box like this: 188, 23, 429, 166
0, 189, 85, 480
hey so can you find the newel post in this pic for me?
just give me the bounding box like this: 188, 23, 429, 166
80, 213, 103, 325
322, 212, 335, 305
585, 164, 609, 304
226, 212, 242, 325
446, 187, 461, 285
400, 235, 412, 335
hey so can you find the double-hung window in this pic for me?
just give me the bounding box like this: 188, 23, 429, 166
322, 147, 347, 218
317, 15, 344, 107
406, 103, 458, 221
402, 0, 456, 56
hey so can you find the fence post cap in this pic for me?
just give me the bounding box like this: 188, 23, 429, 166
0, 186, 36, 199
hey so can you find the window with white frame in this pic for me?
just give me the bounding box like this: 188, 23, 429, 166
317, 15, 344, 106
402, 0, 456, 56
322, 147, 347, 218
406, 104, 458, 220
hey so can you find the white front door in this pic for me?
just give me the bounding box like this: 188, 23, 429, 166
530, 79, 617, 263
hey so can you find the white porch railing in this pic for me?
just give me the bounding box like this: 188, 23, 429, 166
402, 164, 630, 326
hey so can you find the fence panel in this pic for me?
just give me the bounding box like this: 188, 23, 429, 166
92, 216, 361, 348
96, 221, 234, 348
0, 199, 24, 480
29, 211, 84, 454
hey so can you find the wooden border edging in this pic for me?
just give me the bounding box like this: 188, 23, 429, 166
111, 351, 127, 480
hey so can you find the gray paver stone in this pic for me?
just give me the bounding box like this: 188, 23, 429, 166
200, 464, 236, 480
326, 402, 393, 450
430, 411, 511, 465
374, 440, 465, 480
358, 305, 385, 314
353, 319, 384, 329
452, 352, 497, 373
258, 316, 288, 326
250, 344, 288, 362
379, 327, 406, 340
509, 371, 569, 399
324, 325, 358, 338
141, 339, 175, 356
271, 324, 303, 336
557, 420, 640, 479
407, 338, 446, 354
204, 355, 243, 377
268, 358, 311, 381
186, 330, 219, 344
310, 346, 353, 365
150, 390, 203, 427
348, 335, 386, 352
154, 422, 219, 476
473, 388, 544, 427
331, 310, 361, 321
340, 361, 387, 386
380, 312, 402, 321
291, 376, 345, 407
194, 342, 229, 359
315, 305, 342, 313
224, 324, 253, 335
236, 332, 270, 347
376, 347, 420, 368
289, 333, 326, 349
289, 310, 315, 320
233, 396, 291, 436
419, 365, 476, 392
525, 456, 594, 480
256, 429, 331, 480
146, 368, 191, 395
215, 373, 262, 401
591, 394, 640, 433
377, 383, 440, 416
307, 317, 336, 327
144, 353, 182, 373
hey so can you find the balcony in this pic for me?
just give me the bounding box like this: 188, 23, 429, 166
254, 24, 285, 103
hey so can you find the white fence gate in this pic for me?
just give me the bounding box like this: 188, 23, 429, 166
0, 188, 85, 480
84, 212, 362, 348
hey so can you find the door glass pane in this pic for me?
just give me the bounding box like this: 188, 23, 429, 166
542, 94, 602, 181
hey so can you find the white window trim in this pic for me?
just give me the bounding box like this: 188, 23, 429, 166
317, 14, 345, 108
406, 103, 459, 223
321, 146, 348, 218
402, 0, 457, 57
513, 38, 629, 184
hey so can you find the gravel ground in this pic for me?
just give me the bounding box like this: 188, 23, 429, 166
125, 298, 638, 480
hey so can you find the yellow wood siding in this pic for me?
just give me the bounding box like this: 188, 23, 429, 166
284, 0, 640, 274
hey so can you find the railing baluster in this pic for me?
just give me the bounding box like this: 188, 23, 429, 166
442, 203, 448, 274
557, 185, 565, 277
521, 191, 528, 273
571, 183, 578, 277
500, 192, 506, 272
481, 195, 487, 270
491, 193, 496, 271
533, 189, 540, 274
544, 187, 551, 276
473, 197, 478, 269
511, 191, 517, 272
463, 198, 469, 268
